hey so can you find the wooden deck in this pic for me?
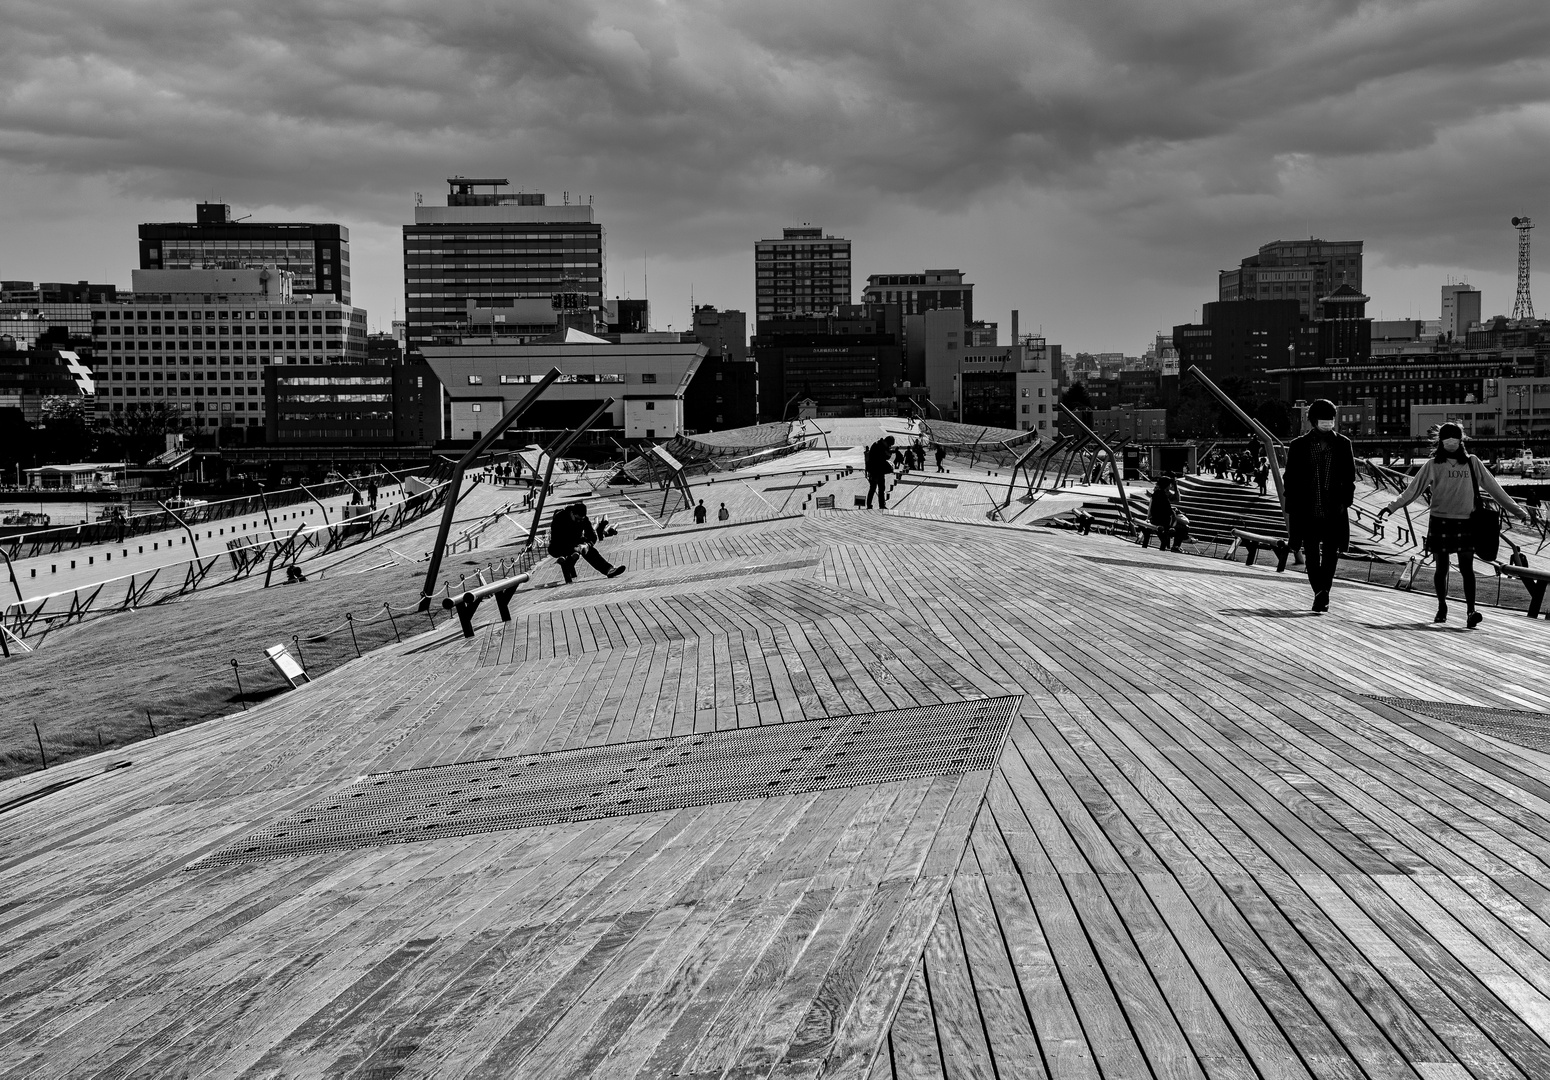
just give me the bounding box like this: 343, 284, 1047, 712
4, 506, 1550, 1078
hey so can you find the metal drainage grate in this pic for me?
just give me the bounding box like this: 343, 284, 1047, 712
195, 696, 1021, 866
1366, 696, 1550, 753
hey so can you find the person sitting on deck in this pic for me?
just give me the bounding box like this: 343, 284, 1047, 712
1169, 507, 1191, 552
548, 502, 625, 584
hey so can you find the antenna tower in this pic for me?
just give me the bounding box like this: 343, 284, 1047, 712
1512, 216, 1534, 320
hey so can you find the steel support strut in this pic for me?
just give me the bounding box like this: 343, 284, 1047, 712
419, 368, 562, 611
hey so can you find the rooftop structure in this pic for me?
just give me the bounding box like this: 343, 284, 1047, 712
4, 430, 1550, 1079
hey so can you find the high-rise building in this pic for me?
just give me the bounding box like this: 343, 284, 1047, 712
754, 226, 851, 321
140, 204, 350, 304
1441, 282, 1482, 341
92, 269, 367, 432
404, 180, 604, 356
1218, 238, 1363, 320
690, 306, 747, 363
861, 270, 974, 322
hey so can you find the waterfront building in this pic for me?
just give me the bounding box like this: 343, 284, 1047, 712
140, 203, 349, 304
754, 227, 851, 322
263, 363, 440, 446
420, 329, 704, 442
1218, 238, 1363, 320
92, 269, 367, 432
404, 180, 605, 356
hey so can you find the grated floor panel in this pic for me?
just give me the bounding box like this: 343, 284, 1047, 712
1367, 695, 1550, 754
195, 696, 1021, 866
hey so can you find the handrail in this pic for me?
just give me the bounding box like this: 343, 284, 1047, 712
1187, 366, 1287, 529
1055, 405, 1137, 532
419, 368, 561, 611
443, 571, 531, 638
524, 397, 617, 548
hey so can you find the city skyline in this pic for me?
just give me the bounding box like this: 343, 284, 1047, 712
2, 0, 1548, 353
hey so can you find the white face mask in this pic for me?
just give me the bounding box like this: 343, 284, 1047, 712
1316, 419, 1335, 432
1441, 438, 1461, 452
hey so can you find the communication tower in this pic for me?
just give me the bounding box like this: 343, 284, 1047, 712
1512, 216, 1534, 320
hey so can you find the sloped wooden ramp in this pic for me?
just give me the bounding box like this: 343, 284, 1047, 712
4, 510, 1550, 1079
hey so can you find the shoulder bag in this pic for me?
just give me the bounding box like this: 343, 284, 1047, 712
1467, 457, 1501, 562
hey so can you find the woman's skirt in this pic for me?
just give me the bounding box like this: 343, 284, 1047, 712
1426, 515, 1474, 555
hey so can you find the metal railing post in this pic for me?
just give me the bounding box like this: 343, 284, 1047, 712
419, 368, 562, 610
1186, 366, 1288, 528
525, 398, 617, 548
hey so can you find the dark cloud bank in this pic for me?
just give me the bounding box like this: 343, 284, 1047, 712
3, 0, 1549, 344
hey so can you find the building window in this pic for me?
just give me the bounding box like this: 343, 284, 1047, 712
471, 403, 482, 412
645, 401, 655, 410
467, 375, 483, 385
641, 373, 657, 384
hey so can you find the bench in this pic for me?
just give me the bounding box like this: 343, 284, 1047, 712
1230, 528, 1290, 571
442, 572, 531, 637
1493, 560, 1550, 618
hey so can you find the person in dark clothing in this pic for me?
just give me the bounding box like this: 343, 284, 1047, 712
866, 436, 895, 509
367, 481, 379, 508
548, 502, 625, 584
912, 439, 926, 471
1282, 399, 1356, 612
934, 445, 947, 473
1145, 475, 1177, 549
694, 499, 707, 524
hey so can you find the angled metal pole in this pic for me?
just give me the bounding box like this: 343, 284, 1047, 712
525, 397, 616, 548
1186, 365, 1288, 526
157, 501, 201, 558
419, 368, 561, 610
1056, 404, 1137, 532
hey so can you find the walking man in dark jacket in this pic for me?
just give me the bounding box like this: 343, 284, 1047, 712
865, 436, 895, 509
548, 502, 625, 584
1282, 399, 1356, 612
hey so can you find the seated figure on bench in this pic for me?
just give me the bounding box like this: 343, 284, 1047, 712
1168, 508, 1191, 552
548, 502, 625, 584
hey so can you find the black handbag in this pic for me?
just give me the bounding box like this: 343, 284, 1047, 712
1467, 458, 1501, 562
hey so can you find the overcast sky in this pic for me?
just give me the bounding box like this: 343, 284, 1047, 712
3, 0, 1549, 353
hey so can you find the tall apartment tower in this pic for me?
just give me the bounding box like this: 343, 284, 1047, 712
140, 203, 350, 304
1440, 281, 1481, 340
403, 179, 604, 355
754, 226, 851, 323
1218, 238, 1363, 321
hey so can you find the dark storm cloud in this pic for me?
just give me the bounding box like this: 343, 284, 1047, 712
2, 0, 1548, 279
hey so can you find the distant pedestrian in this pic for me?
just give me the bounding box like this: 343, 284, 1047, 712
694, 499, 707, 524
368, 481, 379, 508
866, 436, 895, 509
717, 502, 730, 522
1378, 423, 1527, 627
1282, 399, 1356, 613
934, 445, 947, 473
912, 439, 926, 471
1254, 456, 1269, 497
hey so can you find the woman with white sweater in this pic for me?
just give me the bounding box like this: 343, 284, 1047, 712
1377, 423, 1527, 627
